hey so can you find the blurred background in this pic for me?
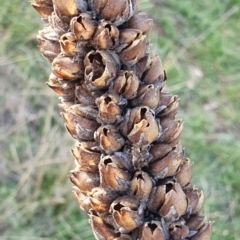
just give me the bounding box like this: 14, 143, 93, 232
0, 0, 239, 239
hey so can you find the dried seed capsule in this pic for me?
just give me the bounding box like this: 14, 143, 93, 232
96, 94, 122, 123
30, 0, 53, 18
131, 171, 152, 202
149, 143, 173, 163
186, 216, 205, 232
149, 149, 182, 179
141, 55, 165, 86
169, 219, 190, 240
131, 84, 160, 109
113, 71, 139, 99
69, 169, 100, 194
47, 74, 75, 101
75, 84, 102, 105
161, 120, 184, 146
159, 183, 188, 222
90, 214, 119, 240
89, 187, 117, 214
84, 50, 119, 90
190, 222, 213, 240
37, 27, 61, 62
175, 158, 193, 187
117, 29, 147, 66
61, 106, 99, 140
52, 55, 83, 80
71, 141, 101, 173
72, 187, 91, 212
121, 106, 161, 146
138, 221, 167, 240
99, 155, 131, 192
108, 152, 133, 171
127, 12, 153, 34
157, 94, 179, 120
48, 12, 69, 35
110, 196, 144, 233
147, 185, 166, 213
70, 13, 97, 40
90, 214, 118, 240
95, 125, 125, 154
89, 0, 136, 26
186, 189, 204, 215
93, 21, 119, 50
60, 32, 88, 57
53, 0, 85, 17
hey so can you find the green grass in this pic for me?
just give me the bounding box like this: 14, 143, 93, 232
1, 0, 239, 239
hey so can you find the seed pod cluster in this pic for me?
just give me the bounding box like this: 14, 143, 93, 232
31, 0, 212, 239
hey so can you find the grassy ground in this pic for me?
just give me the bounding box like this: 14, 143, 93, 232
0, 0, 239, 239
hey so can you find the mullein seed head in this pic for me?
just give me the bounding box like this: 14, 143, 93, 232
31, 0, 213, 238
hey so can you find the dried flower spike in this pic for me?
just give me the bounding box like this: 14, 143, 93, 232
31, 0, 212, 239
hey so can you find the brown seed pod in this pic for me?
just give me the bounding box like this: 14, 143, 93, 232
69, 169, 100, 194
130, 171, 153, 202
37, 27, 61, 62
121, 106, 161, 146
52, 55, 83, 80
96, 93, 122, 123
147, 185, 166, 213
89, 0, 136, 26
90, 214, 119, 240
186, 215, 205, 232
138, 221, 167, 240
72, 187, 92, 213
99, 155, 131, 192
175, 158, 193, 187
131, 84, 160, 109
30, 0, 53, 18
95, 125, 125, 154
113, 71, 139, 99
159, 183, 188, 222
186, 189, 204, 216
60, 32, 89, 57
127, 12, 153, 34
161, 119, 184, 146
190, 222, 213, 240
61, 106, 99, 140
75, 84, 102, 105
48, 12, 69, 35
84, 50, 120, 90
46, 74, 76, 101
149, 143, 173, 163
117, 29, 147, 66
110, 196, 144, 233
141, 55, 165, 85
71, 141, 101, 173
157, 94, 179, 120
149, 149, 183, 179
70, 13, 97, 40
169, 219, 190, 240
53, 0, 86, 17
89, 187, 118, 214
93, 21, 119, 50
